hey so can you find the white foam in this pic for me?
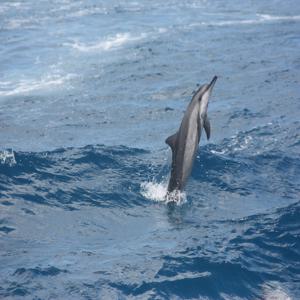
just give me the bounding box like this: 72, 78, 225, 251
0, 2, 22, 12
6, 2, 23, 8
210, 149, 226, 155
141, 181, 167, 202
158, 27, 168, 34
0, 150, 16, 166
165, 189, 187, 205
6, 18, 34, 29
141, 181, 187, 205
258, 14, 300, 21
68, 7, 108, 18
156, 271, 211, 283
0, 73, 75, 96
232, 135, 253, 152
67, 32, 146, 52
189, 14, 300, 28
263, 282, 292, 300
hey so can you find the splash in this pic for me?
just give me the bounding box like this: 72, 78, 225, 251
0, 150, 16, 166
140, 181, 167, 202
165, 190, 187, 205
140, 181, 187, 205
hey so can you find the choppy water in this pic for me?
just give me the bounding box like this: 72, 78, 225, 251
1, 0, 300, 299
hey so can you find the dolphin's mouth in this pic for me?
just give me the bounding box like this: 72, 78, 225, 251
208, 76, 217, 89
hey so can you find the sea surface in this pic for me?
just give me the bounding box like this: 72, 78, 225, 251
1, 0, 300, 299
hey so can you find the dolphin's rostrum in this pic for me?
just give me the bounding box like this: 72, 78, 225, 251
166, 76, 217, 195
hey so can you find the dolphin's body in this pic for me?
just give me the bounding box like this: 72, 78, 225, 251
166, 76, 217, 194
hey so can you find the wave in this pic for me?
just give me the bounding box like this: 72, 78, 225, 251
107, 202, 299, 299
225, 202, 300, 298
258, 13, 300, 21
13, 266, 68, 278
0, 145, 150, 209
5, 18, 34, 30
1, 118, 299, 210
66, 32, 147, 52
3, 15, 51, 30
1, 143, 299, 298
189, 13, 300, 28
1, 266, 68, 297
209, 122, 299, 156
192, 145, 300, 199
67, 7, 108, 18
0, 73, 75, 96
0, 2, 23, 15
129, 202, 299, 299
1, 137, 298, 211
0, 150, 16, 166
263, 282, 292, 300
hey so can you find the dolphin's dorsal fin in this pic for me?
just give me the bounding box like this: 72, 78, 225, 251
165, 133, 178, 151
204, 117, 211, 140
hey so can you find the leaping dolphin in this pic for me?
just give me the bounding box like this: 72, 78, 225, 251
166, 76, 217, 195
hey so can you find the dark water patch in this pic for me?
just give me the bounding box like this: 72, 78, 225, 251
135, 202, 300, 299
21, 208, 35, 215
192, 136, 300, 199
1, 266, 68, 299
229, 108, 266, 121
110, 256, 263, 299
192, 147, 255, 196
13, 266, 68, 278
0, 226, 15, 234
224, 202, 300, 295
4, 283, 30, 297
0, 219, 15, 235
1, 200, 14, 206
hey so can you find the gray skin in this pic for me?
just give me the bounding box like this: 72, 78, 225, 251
166, 76, 217, 193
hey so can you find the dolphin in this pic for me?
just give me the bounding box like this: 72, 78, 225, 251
166, 76, 217, 195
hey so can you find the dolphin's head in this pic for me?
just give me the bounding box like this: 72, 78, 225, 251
198, 76, 217, 117
199, 76, 217, 101
192, 76, 217, 104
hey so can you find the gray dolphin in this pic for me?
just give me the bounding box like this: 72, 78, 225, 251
166, 76, 217, 194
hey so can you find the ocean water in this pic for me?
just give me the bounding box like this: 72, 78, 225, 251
1, 0, 300, 299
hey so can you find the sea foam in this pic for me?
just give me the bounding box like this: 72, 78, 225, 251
189, 14, 300, 28
0, 73, 75, 96
67, 32, 146, 52
263, 282, 292, 300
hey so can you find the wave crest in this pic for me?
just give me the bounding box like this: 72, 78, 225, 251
0, 149, 16, 166
189, 13, 300, 28
66, 32, 146, 52
0, 73, 76, 96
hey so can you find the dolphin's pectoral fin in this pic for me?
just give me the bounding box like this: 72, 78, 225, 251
204, 117, 211, 140
165, 133, 178, 151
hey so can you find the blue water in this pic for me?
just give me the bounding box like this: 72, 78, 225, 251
1, 0, 300, 299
